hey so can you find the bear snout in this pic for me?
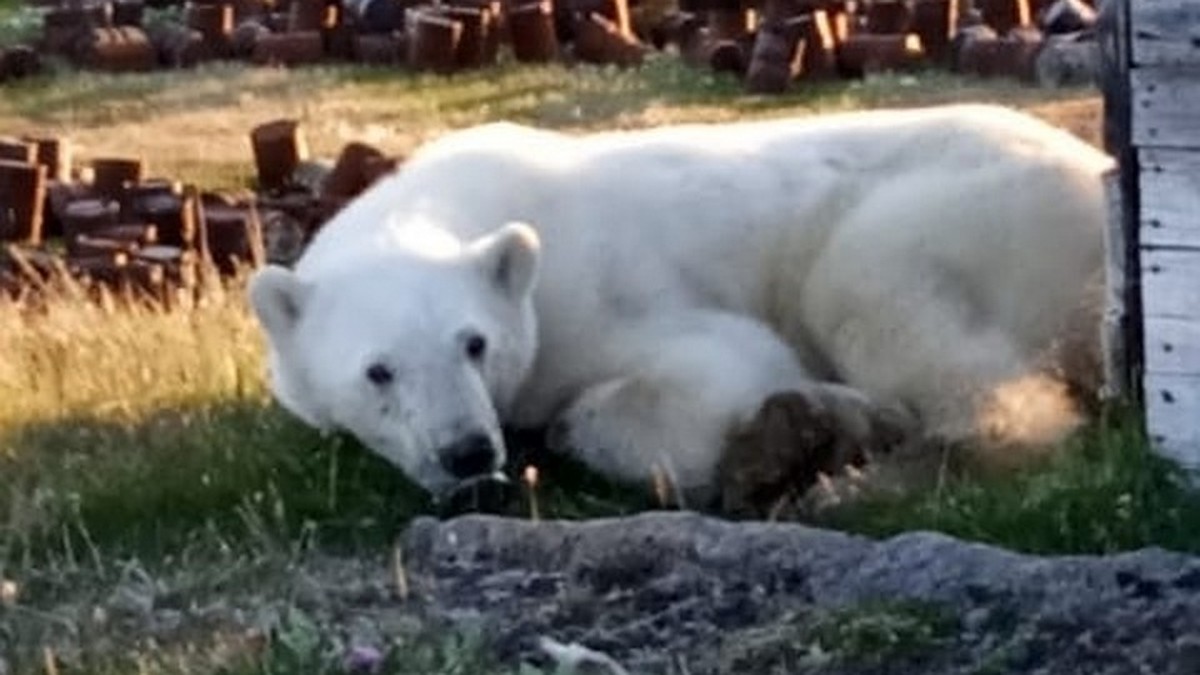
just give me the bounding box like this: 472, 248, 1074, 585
438, 432, 500, 479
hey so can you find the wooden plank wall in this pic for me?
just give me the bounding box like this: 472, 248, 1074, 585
1128, 0, 1200, 469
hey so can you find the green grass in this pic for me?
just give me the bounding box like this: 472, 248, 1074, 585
808, 599, 957, 667
716, 598, 958, 673
215, 614, 563, 675
817, 405, 1200, 555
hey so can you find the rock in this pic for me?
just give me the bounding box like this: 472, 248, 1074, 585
13, 513, 1200, 674
399, 512, 1200, 674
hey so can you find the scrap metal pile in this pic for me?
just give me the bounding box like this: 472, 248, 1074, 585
0, 119, 399, 298
0, 0, 1099, 90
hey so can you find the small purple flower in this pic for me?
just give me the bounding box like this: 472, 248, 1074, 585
343, 644, 384, 674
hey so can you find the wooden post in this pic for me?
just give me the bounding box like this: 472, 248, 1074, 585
1097, 0, 1140, 402
1100, 168, 1128, 402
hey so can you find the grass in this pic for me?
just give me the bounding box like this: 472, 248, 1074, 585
0, 59, 1170, 673
213, 613, 538, 675
816, 406, 1200, 555
807, 599, 957, 667
716, 598, 959, 673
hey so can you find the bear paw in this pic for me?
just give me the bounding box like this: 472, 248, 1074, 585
718, 387, 914, 518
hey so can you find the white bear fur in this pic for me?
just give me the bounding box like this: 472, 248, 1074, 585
249, 104, 1113, 498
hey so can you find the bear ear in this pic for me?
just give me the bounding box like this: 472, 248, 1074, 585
469, 221, 541, 300
248, 265, 311, 341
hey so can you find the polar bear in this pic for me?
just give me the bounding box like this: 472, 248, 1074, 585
248, 104, 1113, 505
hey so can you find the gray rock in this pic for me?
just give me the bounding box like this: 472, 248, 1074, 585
399, 512, 1200, 674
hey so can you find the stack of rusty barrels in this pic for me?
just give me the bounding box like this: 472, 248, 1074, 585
0, 135, 261, 298
654, 0, 940, 91
0, 136, 196, 297
26, 0, 653, 74
953, 0, 1098, 84
660, 0, 1094, 94
13, 0, 1095, 86
248, 118, 401, 266
38, 0, 158, 71
0, 116, 413, 299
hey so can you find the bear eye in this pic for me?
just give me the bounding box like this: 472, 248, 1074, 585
365, 362, 394, 386
464, 333, 487, 362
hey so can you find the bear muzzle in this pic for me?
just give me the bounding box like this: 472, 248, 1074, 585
437, 431, 502, 479
433, 432, 514, 515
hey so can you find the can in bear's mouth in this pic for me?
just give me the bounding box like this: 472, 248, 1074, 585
436, 472, 514, 517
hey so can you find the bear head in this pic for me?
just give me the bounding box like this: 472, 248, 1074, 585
248, 221, 541, 498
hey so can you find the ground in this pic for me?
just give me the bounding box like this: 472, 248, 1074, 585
4, 58, 1198, 675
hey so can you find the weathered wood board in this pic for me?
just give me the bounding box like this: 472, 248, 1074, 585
1131, 0, 1200, 67
1140, 248, 1200, 320
1144, 317, 1200, 376
1139, 148, 1200, 249
1131, 68, 1200, 147
1144, 373, 1200, 471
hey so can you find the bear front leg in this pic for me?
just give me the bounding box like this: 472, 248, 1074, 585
545, 311, 913, 509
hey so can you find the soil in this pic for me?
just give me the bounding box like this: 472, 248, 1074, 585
21, 511, 1200, 675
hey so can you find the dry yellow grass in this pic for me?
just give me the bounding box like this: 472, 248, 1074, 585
0, 275, 266, 428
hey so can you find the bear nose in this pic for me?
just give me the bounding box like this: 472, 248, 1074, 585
438, 433, 498, 479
